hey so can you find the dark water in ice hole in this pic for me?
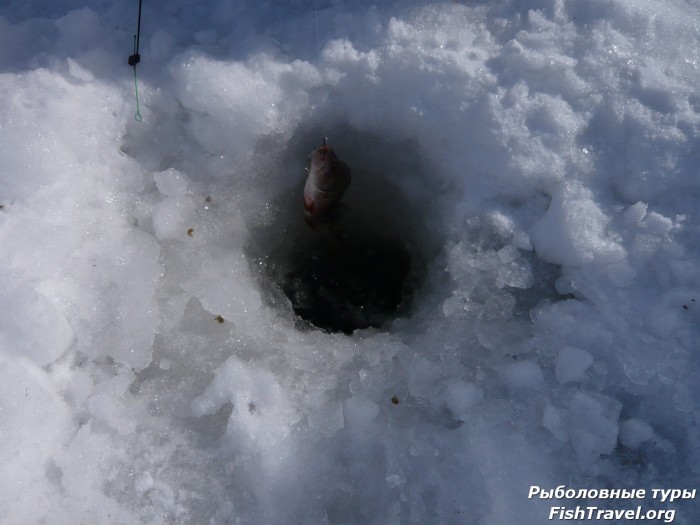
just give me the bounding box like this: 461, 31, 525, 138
257, 202, 425, 334
284, 222, 415, 333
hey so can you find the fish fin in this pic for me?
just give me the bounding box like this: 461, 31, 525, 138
303, 193, 315, 213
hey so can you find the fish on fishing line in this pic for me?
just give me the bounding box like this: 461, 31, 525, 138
302, 137, 351, 228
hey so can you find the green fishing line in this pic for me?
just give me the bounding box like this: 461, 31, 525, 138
133, 66, 142, 122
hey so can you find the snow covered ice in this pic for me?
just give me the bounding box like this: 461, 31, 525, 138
1, 0, 700, 524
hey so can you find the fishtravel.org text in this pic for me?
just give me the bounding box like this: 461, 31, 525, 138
528, 485, 697, 523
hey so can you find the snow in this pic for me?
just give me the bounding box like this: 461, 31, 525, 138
619, 418, 655, 450
554, 345, 594, 384
1, 0, 700, 523
530, 181, 626, 267
152, 168, 195, 239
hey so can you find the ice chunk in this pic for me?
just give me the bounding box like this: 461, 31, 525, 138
67, 58, 94, 82
0, 274, 74, 366
442, 294, 469, 318
343, 396, 380, 432
497, 245, 518, 263
642, 211, 674, 236
86, 374, 137, 436
308, 402, 344, 437
0, 354, 72, 524
569, 392, 620, 469
56, 424, 138, 523
181, 251, 263, 324
512, 230, 533, 251
500, 361, 544, 390
619, 418, 654, 449
530, 182, 625, 266
152, 197, 196, 240
603, 261, 637, 287
554, 346, 594, 384
497, 253, 534, 289
489, 211, 515, 239
192, 356, 296, 450
76, 230, 160, 371
542, 405, 568, 442
135, 472, 155, 495
646, 299, 682, 337
623, 201, 648, 226
408, 357, 444, 399
442, 380, 483, 419
169, 52, 323, 157
153, 169, 190, 198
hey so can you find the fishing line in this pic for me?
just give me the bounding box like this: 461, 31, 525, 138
132, 65, 142, 122
128, 0, 144, 122
313, 0, 320, 55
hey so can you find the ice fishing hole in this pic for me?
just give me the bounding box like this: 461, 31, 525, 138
251, 130, 435, 334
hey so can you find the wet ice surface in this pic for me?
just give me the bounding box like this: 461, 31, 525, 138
1, 0, 700, 524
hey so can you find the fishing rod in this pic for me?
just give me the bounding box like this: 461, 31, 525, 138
128, 0, 143, 121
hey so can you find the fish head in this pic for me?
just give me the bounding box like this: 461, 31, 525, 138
308, 144, 336, 176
